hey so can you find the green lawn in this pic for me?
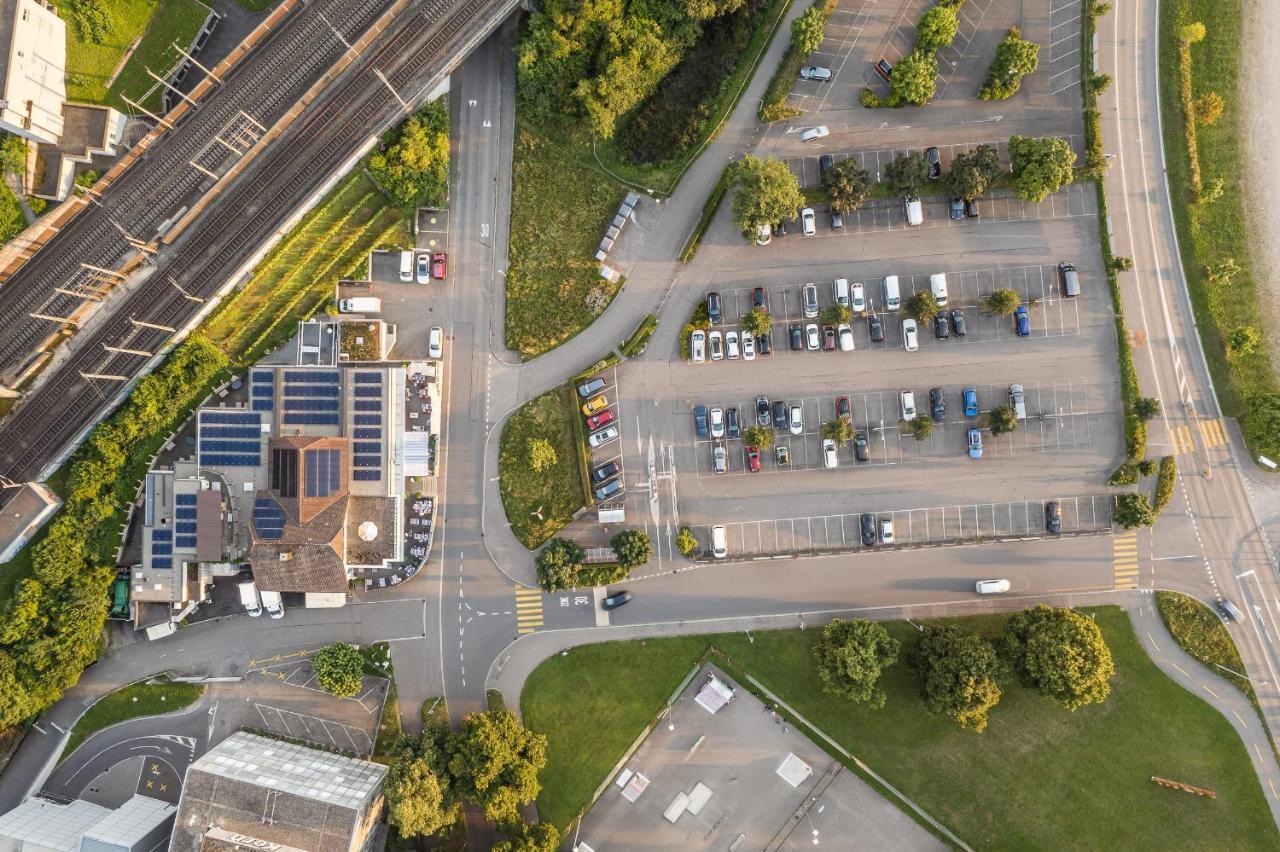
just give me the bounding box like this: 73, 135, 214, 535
0, 182, 24, 245
497, 385, 586, 549
505, 118, 626, 359
522, 608, 1278, 847
53, 0, 206, 110
61, 679, 203, 760
1157, 0, 1275, 417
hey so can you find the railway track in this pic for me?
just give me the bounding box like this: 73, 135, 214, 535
0, 0, 513, 481
0, 0, 396, 373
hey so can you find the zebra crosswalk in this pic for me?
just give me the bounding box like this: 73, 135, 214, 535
1169, 418, 1227, 456
515, 587, 543, 635
1197, 418, 1227, 449
1113, 533, 1139, 590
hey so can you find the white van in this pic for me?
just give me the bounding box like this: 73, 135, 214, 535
882, 275, 901, 311
711, 525, 727, 559
338, 297, 382, 314
399, 251, 414, 282
900, 390, 916, 420
260, 589, 285, 619
803, 283, 820, 318
975, 579, 1011, 595
238, 581, 262, 617
904, 196, 923, 226
429, 326, 444, 359
929, 273, 948, 307
1009, 383, 1026, 419
833, 278, 850, 307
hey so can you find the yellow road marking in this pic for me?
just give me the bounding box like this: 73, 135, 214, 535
1198, 418, 1226, 448
515, 586, 544, 635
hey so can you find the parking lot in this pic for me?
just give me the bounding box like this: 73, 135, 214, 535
581, 366, 628, 506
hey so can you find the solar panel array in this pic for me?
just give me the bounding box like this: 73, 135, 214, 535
282, 370, 340, 426
253, 497, 285, 540
349, 371, 383, 483
353, 414, 381, 425
177, 535, 197, 549
304, 448, 342, 498
252, 370, 275, 412
199, 410, 262, 468
176, 494, 196, 506
151, 528, 173, 569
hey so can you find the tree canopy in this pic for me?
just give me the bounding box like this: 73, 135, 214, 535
979, 27, 1040, 100
611, 529, 652, 569
1009, 135, 1076, 203
821, 418, 855, 447
791, 6, 826, 54
1001, 606, 1116, 710
884, 152, 930, 198
915, 4, 959, 51
822, 158, 871, 213
368, 102, 450, 208
986, 405, 1018, 435
731, 156, 804, 235
493, 822, 561, 852
447, 709, 548, 829
905, 291, 939, 323
536, 538, 586, 592
912, 625, 1003, 731
814, 618, 901, 707
946, 144, 1002, 200
311, 643, 364, 698
385, 734, 459, 838
1113, 492, 1156, 529
888, 49, 938, 106
982, 288, 1021, 315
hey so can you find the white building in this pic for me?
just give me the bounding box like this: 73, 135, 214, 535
0, 794, 175, 852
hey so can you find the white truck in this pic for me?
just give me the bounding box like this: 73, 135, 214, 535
260, 589, 285, 619
238, 581, 262, 617
338, 296, 381, 314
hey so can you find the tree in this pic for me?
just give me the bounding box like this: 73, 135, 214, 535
821, 304, 852, 326
1089, 73, 1112, 94
987, 405, 1017, 435
905, 291, 939, 323
822, 418, 854, 447
0, 134, 26, 175
368, 101, 450, 208
742, 308, 772, 337
1244, 393, 1280, 460
1009, 135, 1076, 203
813, 619, 901, 707
1194, 92, 1224, 125
912, 625, 1002, 731
822, 158, 871, 213
946, 144, 1002, 200
1134, 396, 1161, 421
68, 0, 110, 44
493, 822, 561, 852
527, 438, 556, 473
732, 156, 804, 236
982, 288, 1021, 316
575, 20, 685, 139
536, 538, 585, 592
1001, 605, 1115, 710
386, 734, 459, 838
742, 425, 773, 451
979, 28, 1040, 100
1179, 21, 1206, 44
611, 529, 652, 569
74, 170, 99, 188
791, 7, 826, 55
908, 415, 933, 440
447, 710, 547, 829
683, 0, 745, 19
1113, 492, 1156, 529
1227, 326, 1260, 358
888, 49, 938, 106
884, 152, 931, 198
311, 643, 364, 698
675, 527, 698, 556
916, 4, 958, 51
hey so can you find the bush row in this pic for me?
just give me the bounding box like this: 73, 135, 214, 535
680, 163, 734, 262
1175, 40, 1203, 196
620, 314, 658, 358
1154, 590, 1253, 698
679, 303, 712, 360
759, 0, 831, 122
1152, 455, 1177, 514
0, 336, 229, 728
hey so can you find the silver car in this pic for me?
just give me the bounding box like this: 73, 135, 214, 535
789, 404, 804, 436
713, 444, 727, 474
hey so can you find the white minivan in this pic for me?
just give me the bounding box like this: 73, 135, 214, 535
900, 390, 916, 420
399, 250, 414, 282
833, 277, 850, 307
904, 196, 923, 226
711, 525, 727, 558
930, 273, 948, 307
882, 275, 901, 311
975, 578, 1011, 595
429, 326, 444, 359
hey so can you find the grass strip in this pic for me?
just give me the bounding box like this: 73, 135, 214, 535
1154, 591, 1252, 698
759, 0, 832, 122
61, 678, 203, 760
497, 385, 587, 549
619, 314, 657, 358
106, 0, 208, 114
680, 164, 733, 262
523, 608, 1278, 846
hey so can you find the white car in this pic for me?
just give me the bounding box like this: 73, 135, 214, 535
588, 425, 619, 448
416, 253, 431, 284
691, 329, 706, 363
902, 318, 919, 352
713, 444, 727, 474
801, 207, 817, 236
726, 330, 740, 360
851, 282, 866, 313
800, 125, 830, 141
805, 323, 820, 351
880, 517, 895, 544
755, 223, 772, 246
800, 65, 833, 82
975, 578, 1011, 595
900, 390, 916, 420
822, 438, 838, 469
428, 326, 443, 359
789, 404, 803, 435
741, 330, 756, 360
710, 407, 725, 439
709, 330, 724, 361
837, 323, 854, 352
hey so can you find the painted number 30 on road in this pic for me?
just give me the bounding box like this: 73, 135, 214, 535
559, 596, 590, 607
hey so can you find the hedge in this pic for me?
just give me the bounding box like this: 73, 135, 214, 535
620, 314, 657, 358
1152, 455, 1177, 514
680, 163, 734, 262
759, 0, 831, 122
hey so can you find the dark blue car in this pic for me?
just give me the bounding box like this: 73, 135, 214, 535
1014, 305, 1030, 337
694, 405, 709, 439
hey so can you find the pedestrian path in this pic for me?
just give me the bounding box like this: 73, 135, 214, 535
514, 586, 543, 634
1112, 533, 1139, 589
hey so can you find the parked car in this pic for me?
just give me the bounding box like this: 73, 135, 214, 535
1058, 261, 1081, 296
713, 444, 727, 474
708, 291, 722, 322
925, 147, 941, 179
860, 513, 876, 546
589, 425, 620, 448
837, 324, 854, 352
789, 404, 804, 435
851, 282, 866, 313
726, 406, 740, 439
1014, 305, 1031, 336
819, 154, 834, 178
753, 286, 768, 309
758, 331, 772, 355
964, 197, 980, 218
592, 460, 620, 482
755, 223, 772, 246
801, 207, 817, 235
773, 400, 788, 430
690, 329, 706, 363
902, 318, 919, 351
416, 253, 431, 284
933, 313, 950, 339
602, 590, 632, 610
904, 196, 923, 226
949, 197, 965, 221
951, 309, 967, 337
726, 330, 740, 360
821, 325, 836, 351
967, 427, 983, 459
582, 394, 609, 416
854, 430, 869, 462
577, 376, 605, 398
800, 126, 829, 142
837, 396, 851, 421
803, 282, 820, 317
710, 407, 725, 439
963, 387, 979, 417
830, 210, 843, 231
741, 331, 756, 360
879, 517, 895, 544
823, 438, 838, 469
756, 395, 771, 426
868, 313, 885, 342
875, 59, 893, 81
745, 446, 762, 472
594, 478, 624, 500
774, 219, 788, 237
929, 387, 946, 422
790, 323, 804, 351
709, 330, 724, 360
586, 408, 615, 431
428, 326, 443, 359
775, 445, 791, 466
1009, 383, 1027, 419
432, 252, 447, 280
900, 390, 916, 420
694, 405, 709, 439
806, 323, 821, 351
1045, 501, 1062, 534
800, 65, 833, 81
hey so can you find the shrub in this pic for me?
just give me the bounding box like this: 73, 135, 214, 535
610, 529, 652, 569
675, 527, 698, 555
368, 101, 449, 208
979, 27, 1040, 100
1226, 326, 1260, 358
887, 49, 938, 107
1134, 396, 1161, 421
859, 88, 882, 108
1154, 591, 1253, 698
312, 643, 365, 698
1114, 492, 1155, 529
1137, 458, 1158, 477
1152, 455, 1177, 514
528, 438, 557, 472
536, 538, 586, 592
1108, 463, 1138, 486
915, 4, 959, 51
1125, 415, 1146, 460
1244, 393, 1280, 461
908, 415, 933, 440
1193, 91, 1223, 125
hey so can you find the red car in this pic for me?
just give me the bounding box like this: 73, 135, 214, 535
586, 408, 615, 431
837, 396, 851, 422
431, 252, 447, 280
822, 325, 836, 351
745, 446, 762, 473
